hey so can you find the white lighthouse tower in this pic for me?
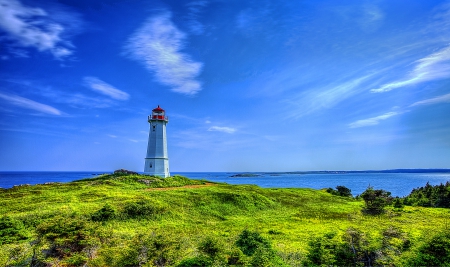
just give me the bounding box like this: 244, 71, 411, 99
144, 105, 170, 177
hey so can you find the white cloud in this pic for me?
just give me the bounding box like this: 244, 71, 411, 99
286, 74, 373, 119
83, 77, 129, 100
348, 111, 400, 128
371, 45, 450, 93
0, 92, 61, 115
185, 1, 208, 35
0, 0, 81, 59
410, 92, 450, 107
208, 126, 236, 133
124, 12, 203, 95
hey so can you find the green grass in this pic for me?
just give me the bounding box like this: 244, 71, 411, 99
0, 173, 449, 266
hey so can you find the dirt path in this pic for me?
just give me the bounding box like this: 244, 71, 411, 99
146, 183, 216, 191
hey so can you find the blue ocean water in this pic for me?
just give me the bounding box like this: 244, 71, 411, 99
1, 171, 449, 197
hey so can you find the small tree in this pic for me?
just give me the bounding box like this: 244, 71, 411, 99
336, 186, 352, 197
392, 197, 404, 209
326, 186, 352, 197
360, 186, 393, 215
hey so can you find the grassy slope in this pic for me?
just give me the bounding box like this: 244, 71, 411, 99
0, 174, 449, 265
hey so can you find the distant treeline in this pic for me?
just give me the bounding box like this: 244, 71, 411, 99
403, 181, 450, 208
283, 169, 450, 174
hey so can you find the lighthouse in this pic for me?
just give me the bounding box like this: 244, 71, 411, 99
144, 105, 170, 177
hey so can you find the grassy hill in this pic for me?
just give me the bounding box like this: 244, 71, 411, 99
0, 174, 449, 266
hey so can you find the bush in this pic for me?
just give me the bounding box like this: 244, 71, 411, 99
326, 186, 352, 197
235, 230, 271, 256
132, 232, 183, 267
177, 256, 212, 267
234, 230, 285, 266
227, 248, 248, 266
0, 217, 29, 245
35, 215, 97, 258
393, 197, 404, 209
305, 232, 337, 266
91, 203, 115, 222
123, 200, 165, 218
407, 230, 450, 266
361, 186, 393, 215
198, 236, 223, 259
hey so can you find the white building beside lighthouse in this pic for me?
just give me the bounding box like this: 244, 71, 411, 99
144, 105, 170, 177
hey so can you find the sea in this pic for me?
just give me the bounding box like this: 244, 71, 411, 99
1, 171, 450, 197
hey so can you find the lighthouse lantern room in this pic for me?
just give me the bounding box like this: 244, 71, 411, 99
144, 105, 170, 177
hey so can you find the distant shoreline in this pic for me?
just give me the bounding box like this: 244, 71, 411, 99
1, 168, 450, 173
267, 169, 450, 174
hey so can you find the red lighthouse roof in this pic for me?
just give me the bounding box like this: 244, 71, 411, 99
152, 105, 165, 112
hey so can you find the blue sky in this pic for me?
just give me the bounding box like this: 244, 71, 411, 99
1, 0, 450, 172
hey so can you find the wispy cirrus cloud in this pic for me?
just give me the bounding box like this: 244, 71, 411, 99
83, 77, 129, 100
285, 74, 373, 119
348, 111, 400, 128
371, 45, 450, 93
410, 92, 450, 107
185, 1, 208, 35
0, 0, 82, 59
124, 12, 203, 95
208, 126, 236, 133
0, 92, 61, 115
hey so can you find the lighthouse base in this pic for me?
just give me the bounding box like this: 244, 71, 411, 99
144, 158, 170, 178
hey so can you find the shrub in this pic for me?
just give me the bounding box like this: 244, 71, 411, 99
123, 200, 165, 218
35, 215, 97, 258
0, 217, 29, 245
251, 246, 286, 267
177, 256, 212, 267
235, 230, 271, 256
360, 186, 393, 215
305, 232, 337, 266
335, 227, 378, 266
392, 197, 404, 209
407, 230, 450, 266
198, 236, 223, 259
91, 203, 115, 222
327, 186, 352, 197
132, 232, 183, 267
227, 248, 248, 266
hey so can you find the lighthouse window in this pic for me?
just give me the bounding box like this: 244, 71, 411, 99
150, 163, 153, 168
152, 125, 156, 131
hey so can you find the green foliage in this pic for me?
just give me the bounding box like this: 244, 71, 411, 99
91, 203, 115, 222
0, 173, 448, 265
122, 200, 166, 218
233, 230, 287, 266
404, 182, 450, 208
132, 233, 184, 267
305, 232, 338, 266
198, 236, 223, 259
326, 185, 352, 197
0, 216, 29, 245
407, 230, 450, 266
361, 186, 393, 215
35, 214, 98, 258
393, 197, 404, 209
250, 246, 286, 267
236, 230, 271, 256
305, 226, 412, 266
177, 256, 212, 267
227, 247, 249, 266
